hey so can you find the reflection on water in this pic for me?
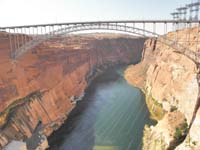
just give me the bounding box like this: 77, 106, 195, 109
48, 66, 155, 150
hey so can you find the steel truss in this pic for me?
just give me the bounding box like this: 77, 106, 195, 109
0, 20, 200, 64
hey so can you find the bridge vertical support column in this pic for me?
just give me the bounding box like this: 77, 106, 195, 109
24, 28, 28, 50
16, 28, 20, 52
174, 22, 178, 45
63, 25, 65, 36
24, 28, 27, 45
48, 26, 51, 36
35, 27, 38, 39
52, 25, 55, 36
43, 26, 47, 39
164, 22, 167, 36
124, 23, 127, 31
34, 27, 36, 39
59, 25, 62, 36
65, 25, 68, 36
143, 22, 145, 36
185, 23, 188, 47
13, 28, 17, 58
172, 21, 175, 32
40, 27, 43, 36
35, 27, 38, 40
36, 26, 39, 37
28, 27, 31, 42
44, 26, 47, 37
38, 26, 40, 38
153, 22, 157, 40
32, 27, 35, 40
52, 25, 55, 35
188, 22, 191, 47
177, 23, 179, 46
20, 28, 24, 50
196, 22, 200, 52
8, 28, 13, 59
132, 22, 135, 33
153, 22, 156, 34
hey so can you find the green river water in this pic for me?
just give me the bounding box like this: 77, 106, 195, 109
48, 66, 155, 150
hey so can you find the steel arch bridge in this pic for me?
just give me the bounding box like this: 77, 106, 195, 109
0, 20, 200, 63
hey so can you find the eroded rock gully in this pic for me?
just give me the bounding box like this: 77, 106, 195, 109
0, 33, 146, 148
125, 27, 200, 150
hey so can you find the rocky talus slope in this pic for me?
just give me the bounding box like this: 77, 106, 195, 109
125, 27, 200, 150
0, 32, 146, 148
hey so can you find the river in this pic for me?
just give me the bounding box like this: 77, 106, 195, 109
48, 66, 155, 150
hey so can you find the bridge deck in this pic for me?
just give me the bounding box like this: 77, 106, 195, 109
1, 20, 200, 29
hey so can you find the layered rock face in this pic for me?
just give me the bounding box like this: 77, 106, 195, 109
0, 32, 146, 148
125, 27, 200, 149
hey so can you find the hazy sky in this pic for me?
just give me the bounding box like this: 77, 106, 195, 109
0, 0, 192, 27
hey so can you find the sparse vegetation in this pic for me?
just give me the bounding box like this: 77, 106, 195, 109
174, 119, 188, 142
146, 94, 165, 120
168, 119, 189, 149
51, 123, 59, 130
192, 141, 197, 145
170, 106, 178, 112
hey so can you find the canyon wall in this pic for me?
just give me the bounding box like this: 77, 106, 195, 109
0, 32, 146, 148
125, 27, 200, 149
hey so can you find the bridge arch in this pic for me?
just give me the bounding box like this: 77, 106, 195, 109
52, 23, 200, 64
52, 23, 159, 37
11, 23, 161, 59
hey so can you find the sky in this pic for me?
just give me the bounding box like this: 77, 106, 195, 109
0, 0, 193, 27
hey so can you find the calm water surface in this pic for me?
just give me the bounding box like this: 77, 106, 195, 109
48, 66, 155, 150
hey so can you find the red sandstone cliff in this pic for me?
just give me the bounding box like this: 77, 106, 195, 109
0, 32, 146, 148
125, 27, 200, 149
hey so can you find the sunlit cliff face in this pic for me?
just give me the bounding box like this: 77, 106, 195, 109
125, 27, 200, 149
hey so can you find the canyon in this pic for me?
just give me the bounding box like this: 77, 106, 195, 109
125, 27, 200, 149
1, 25, 200, 150
0, 32, 146, 149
